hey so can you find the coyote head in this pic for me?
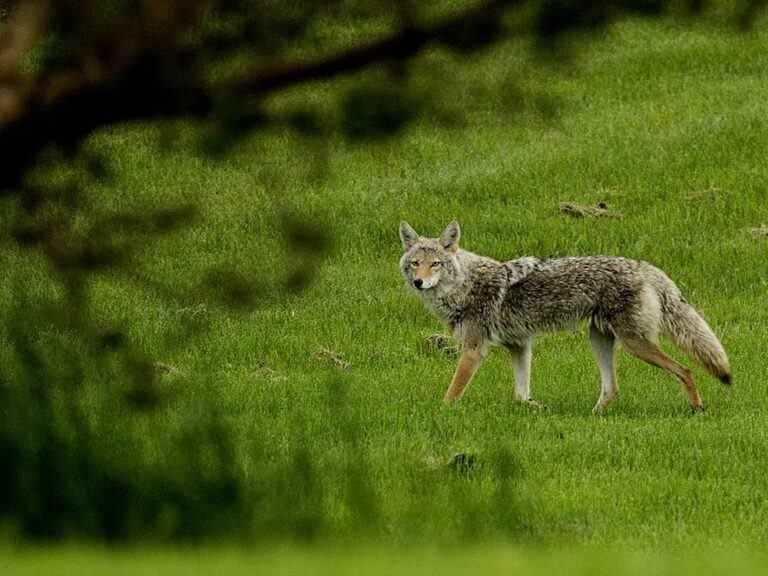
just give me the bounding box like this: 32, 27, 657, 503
399, 221, 462, 293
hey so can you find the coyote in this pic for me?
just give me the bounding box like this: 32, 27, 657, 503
399, 221, 731, 413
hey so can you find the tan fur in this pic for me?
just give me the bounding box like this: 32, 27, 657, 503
413, 261, 437, 282
443, 346, 486, 403
621, 338, 703, 410
661, 300, 731, 384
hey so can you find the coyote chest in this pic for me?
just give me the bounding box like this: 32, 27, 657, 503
420, 266, 517, 346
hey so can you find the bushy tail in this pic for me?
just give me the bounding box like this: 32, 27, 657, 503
662, 299, 731, 384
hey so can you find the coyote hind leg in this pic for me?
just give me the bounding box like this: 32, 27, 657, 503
619, 337, 704, 412
589, 323, 618, 413
507, 338, 533, 402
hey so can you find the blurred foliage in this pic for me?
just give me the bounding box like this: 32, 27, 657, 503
0, 0, 764, 544
0, 269, 251, 540
341, 83, 420, 141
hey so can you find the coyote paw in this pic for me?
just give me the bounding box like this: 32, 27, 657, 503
691, 404, 706, 415
592, 402, 613, 415
592, 392, 618, 414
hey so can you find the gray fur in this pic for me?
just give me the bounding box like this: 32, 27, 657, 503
399, 221, 419, 250
399, 221, 731, 410
439, 220, 460, 251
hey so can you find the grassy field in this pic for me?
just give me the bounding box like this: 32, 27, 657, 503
2, 545, 768, 576
2, 6, 768, 569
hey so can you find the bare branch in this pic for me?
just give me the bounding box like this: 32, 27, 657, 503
0, 0, 519, 193
227, 0, 516, 97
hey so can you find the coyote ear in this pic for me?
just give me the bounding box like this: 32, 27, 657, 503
399, 221, 419, 250
439, 220, 460, 252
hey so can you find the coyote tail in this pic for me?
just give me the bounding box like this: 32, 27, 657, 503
662, 298, 731, 384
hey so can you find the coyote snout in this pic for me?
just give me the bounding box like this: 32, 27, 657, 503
398, 221, 731, 413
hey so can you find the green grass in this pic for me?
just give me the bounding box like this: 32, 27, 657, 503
3, 8, 768, 562
2, 545, 768, 575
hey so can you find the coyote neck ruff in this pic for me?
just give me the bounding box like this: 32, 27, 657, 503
398, 220, 731, 413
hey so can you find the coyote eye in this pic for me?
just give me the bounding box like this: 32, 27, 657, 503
430, 261, 441, 268
410, 261, 419, 268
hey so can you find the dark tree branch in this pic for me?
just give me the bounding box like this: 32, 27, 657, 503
0, 55, 212, 191
0, 0, 518, 193
228, 0, 517, 96
2, 0, 762, 195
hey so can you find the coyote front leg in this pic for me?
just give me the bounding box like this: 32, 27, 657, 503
443, 339, 487, 404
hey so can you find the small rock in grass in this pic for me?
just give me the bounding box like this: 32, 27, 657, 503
523, 398, 547, 410
423, 333, 459, 358
253, 360, 287, 381
448, 452, 476, 475
687, 187, 721, 201
154, 361, 183, 376
559, 201, 621, 219
313, 347, 352, 371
